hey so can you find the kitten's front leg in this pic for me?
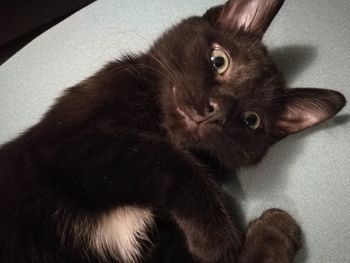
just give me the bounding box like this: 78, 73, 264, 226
238, 209, 301, 263
52, 130, 242, 262
164, 166, 242, 263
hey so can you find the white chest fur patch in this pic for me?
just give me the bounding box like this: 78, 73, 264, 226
93, 206, 154, 263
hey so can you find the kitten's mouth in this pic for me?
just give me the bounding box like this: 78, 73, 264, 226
175, 105, 223, 140
176, 106, 198, 130
172, 87, 223, 138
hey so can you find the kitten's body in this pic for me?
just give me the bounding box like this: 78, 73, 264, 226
0, 0, 345, 263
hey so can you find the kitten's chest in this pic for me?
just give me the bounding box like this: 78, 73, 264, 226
93, 206, 155, 263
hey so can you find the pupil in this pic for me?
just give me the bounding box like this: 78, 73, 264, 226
245, 115, 257, 126
211, 56, 225, 69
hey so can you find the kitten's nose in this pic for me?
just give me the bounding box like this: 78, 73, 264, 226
187, 101, 222, 124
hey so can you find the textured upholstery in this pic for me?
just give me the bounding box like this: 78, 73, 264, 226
0, 1, 349, 262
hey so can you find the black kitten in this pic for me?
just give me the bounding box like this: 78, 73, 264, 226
0, 0, 345, 263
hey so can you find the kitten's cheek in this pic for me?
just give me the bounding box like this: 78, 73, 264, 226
197, 124, 221, 141
215, 68, 233, 84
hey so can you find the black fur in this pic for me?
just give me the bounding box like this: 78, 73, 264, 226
0, 0, 345, 262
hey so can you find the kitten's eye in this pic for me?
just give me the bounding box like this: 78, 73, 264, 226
242, 111, 261, 129
211, 49, 230, 74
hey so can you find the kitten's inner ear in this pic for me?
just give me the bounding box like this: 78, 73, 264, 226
274, 88, 346, 137
205, 0, 285, 37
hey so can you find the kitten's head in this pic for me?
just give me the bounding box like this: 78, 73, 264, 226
151, 0, 345, 169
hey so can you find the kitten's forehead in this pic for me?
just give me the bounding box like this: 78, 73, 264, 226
156, 17, 269, 60
176, 17, 274, 66
154, 16, 284, 94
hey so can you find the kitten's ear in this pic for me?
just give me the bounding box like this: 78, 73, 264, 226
204, 0, 285, 37
273, 88, 346, 137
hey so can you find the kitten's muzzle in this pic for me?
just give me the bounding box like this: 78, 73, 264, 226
172, 87, 226, 128
176, 101, 225, 129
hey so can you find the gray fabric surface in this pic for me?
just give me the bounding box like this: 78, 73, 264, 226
0, 0, 349, 262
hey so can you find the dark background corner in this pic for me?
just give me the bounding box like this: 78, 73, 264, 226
0, 0, 96, 65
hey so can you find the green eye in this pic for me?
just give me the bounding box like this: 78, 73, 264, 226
211, 48, 230, 74
243, 111, 262, 129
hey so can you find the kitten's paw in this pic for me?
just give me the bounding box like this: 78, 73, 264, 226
240, 208, 301, 263
258, 208, 301, 251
